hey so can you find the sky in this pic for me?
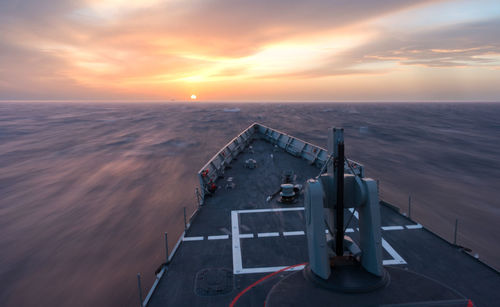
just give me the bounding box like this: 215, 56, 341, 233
1, 0, 499, 102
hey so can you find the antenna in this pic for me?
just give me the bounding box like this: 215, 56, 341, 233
335, 141, 345, 256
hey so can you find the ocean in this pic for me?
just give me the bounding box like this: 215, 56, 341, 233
0, 102, 498, 306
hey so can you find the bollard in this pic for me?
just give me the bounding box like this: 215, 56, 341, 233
454, 219, 458, 245
165, 232, 169, 263
183, 207, 187, 230
408, 195, 412, 219
137, 273, 143, 307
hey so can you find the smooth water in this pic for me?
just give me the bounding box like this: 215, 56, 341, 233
0, 102, 499, 306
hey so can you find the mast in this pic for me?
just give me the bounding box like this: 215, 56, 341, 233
335, 141, 344, 256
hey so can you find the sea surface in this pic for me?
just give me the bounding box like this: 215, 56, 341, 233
0, 102, 499, 306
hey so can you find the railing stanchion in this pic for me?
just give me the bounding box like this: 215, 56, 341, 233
454, 219, 458, 245
165, 232, 169, 263
408, 195, 412, 219
137, 273, 143, 307
183, 207, 187, 230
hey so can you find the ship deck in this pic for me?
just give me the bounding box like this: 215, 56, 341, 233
147, 135, 499, 307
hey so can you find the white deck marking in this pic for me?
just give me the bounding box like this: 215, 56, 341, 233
183, 236, 204, 241
231, 211, 243, 274
239, 265, 305, 274
348, 208, 359, 218
236, 207, 304, 214
283, 231, 305, 236
258, 232, 280, 237
184, 227, 423, 240
231, 206, 409, 275
406, 224, 423, 229
231, 207, 306, 274
349, 208, 407, 265
207, 235, 229, 240
382, 226, 405, 231
383, 259, 401, 265
382, 238, 407, 265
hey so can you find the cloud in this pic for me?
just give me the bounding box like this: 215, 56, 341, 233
96, 0, 440, 57
1, 0, 440, 57
0, 40, 81, 99
202, 17, 500, 81
1, 0, 439, 96
1, 0, 499, 101
352, 19, 500, 68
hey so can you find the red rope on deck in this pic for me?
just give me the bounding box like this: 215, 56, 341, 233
229, 262, 307, 307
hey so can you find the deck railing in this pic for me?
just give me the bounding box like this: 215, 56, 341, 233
197, 123, 257, 202
197, 123, 364, 203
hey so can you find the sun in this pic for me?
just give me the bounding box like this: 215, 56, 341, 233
190, 94, 197, 100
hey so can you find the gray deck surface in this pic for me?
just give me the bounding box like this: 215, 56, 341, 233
148, 136, 500, 307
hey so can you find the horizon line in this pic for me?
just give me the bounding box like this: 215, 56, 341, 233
1, 99, 499, 104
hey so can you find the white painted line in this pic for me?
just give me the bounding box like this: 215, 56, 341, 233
349, 208, 406, 265
236, 207, 304, 214
283, 231, 305, 236
239, 265, 306, 274
231, 211, 243, 274
231, 206, 408, 275
183, 236, 204, 241
239, 233, 254, 239
207, 235, 229, 240
382, 226, 405, 231
257, 232, 280, 238
382, 238, 407, 265
405, 224, 423, 229
383, 259, 406, 265
348, 208, 359, 219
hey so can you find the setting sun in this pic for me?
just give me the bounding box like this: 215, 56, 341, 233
191, 94, 197, 100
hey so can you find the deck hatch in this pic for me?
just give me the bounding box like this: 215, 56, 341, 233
194, 268, 233, 296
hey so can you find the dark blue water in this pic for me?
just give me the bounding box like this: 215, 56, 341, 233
0, 102, 499, 306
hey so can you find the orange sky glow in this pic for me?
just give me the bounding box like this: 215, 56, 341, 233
1, 0, 499, 102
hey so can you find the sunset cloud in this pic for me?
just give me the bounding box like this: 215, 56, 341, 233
357, 19, 500, 68
0, 0, 499, 101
